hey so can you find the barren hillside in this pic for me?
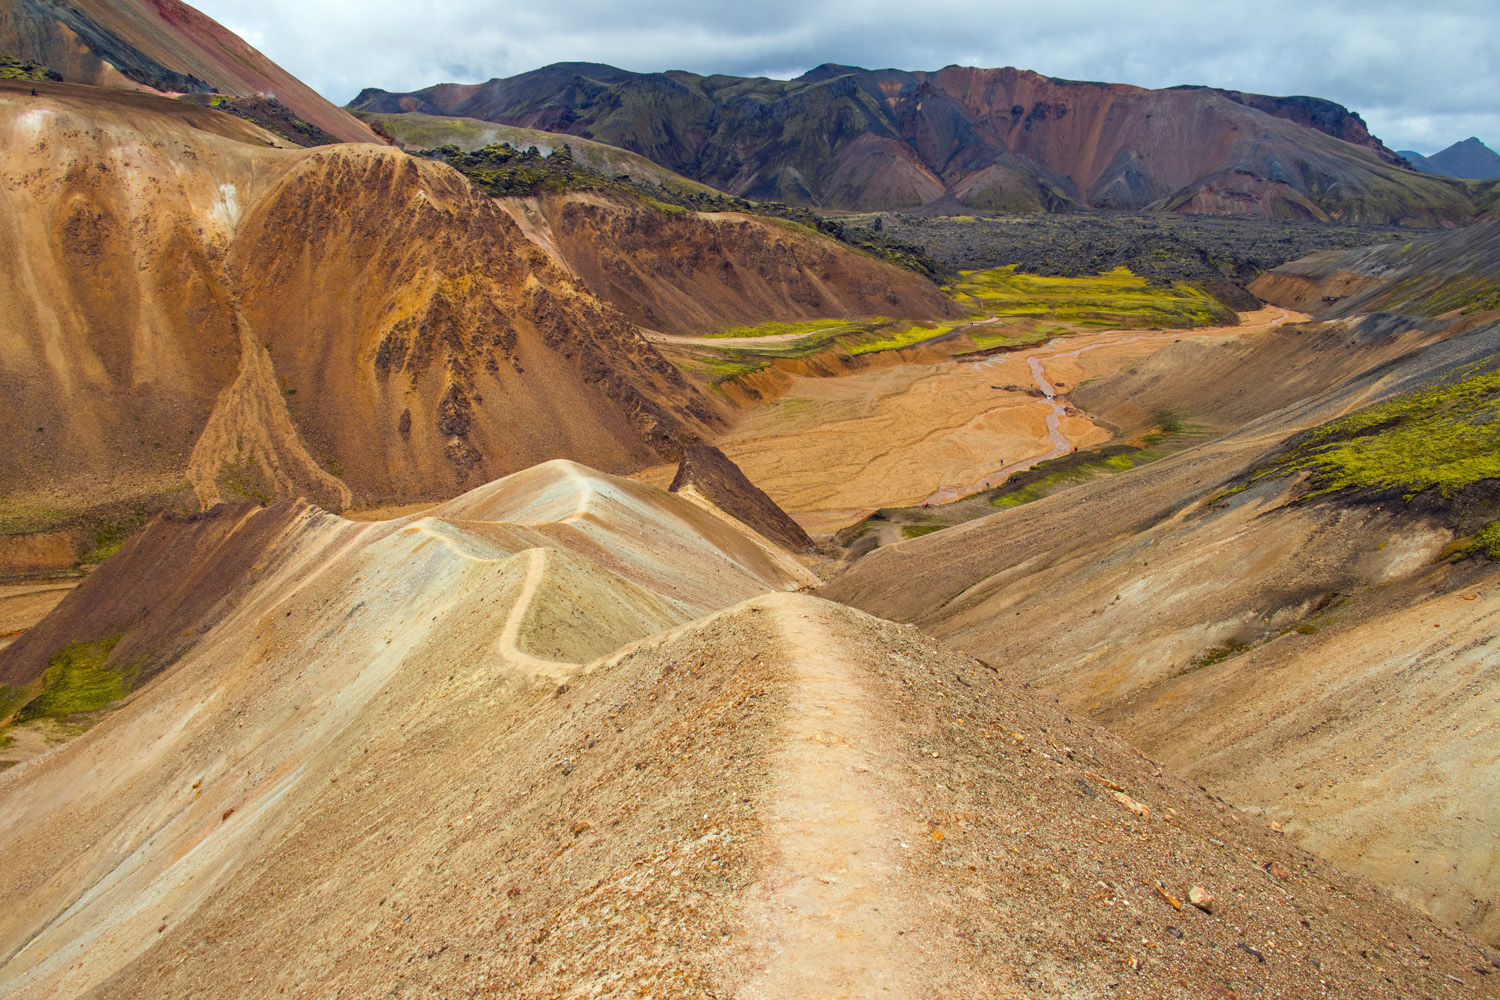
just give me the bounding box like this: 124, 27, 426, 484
0, 462, 1490, 998
0, 80, 949, 569
0, 0, 377, 142
825, 234, 1500, 943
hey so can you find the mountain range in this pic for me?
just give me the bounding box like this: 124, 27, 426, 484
1400, 137, 1500, 180
4, 0, 1500, 993
352, 61, 1494, 223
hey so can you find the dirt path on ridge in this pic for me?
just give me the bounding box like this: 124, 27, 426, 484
736, 598, 929, 998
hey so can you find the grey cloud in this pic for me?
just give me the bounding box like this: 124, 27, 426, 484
199, 0, 1498, 154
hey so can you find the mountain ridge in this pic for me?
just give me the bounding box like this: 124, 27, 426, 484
1400, 137, 1500, 181
351, 61, 1492, 223
0, 0, 379, 142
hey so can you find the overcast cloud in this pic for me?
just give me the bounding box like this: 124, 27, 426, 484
194, 0, 1497, 154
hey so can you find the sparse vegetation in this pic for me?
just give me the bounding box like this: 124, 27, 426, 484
991, 431, 1197, 510
706, 318, 869, 339
219, 457, 272, 505
965, 325, 1057, 351
17, 635, 129, 722
849, 213, 1418, 310
1191, 637, 1252, 669
679, 317, 961, 392
0, 635, 131, 733
1241, 363, 1500, 558
949, 265, 1236, 329
1259, 365, 1500, 501
181, 93, 340, 147
0, 54, 61, 82
422, 143, 949, 280
84, 510, 146, 564
1449, 520, 1500, 560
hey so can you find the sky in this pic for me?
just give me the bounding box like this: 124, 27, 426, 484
195, 0, 1498, 155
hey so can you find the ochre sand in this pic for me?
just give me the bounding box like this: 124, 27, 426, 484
641, 308, 1299, 532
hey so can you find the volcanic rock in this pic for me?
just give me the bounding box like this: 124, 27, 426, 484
352, 62, 1490, 222
669, 443, 815, 553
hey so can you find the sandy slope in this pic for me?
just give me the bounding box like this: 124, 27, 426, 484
0, 461, 815, 997
826, 315, 1500, 943
1, 567, 1491, 996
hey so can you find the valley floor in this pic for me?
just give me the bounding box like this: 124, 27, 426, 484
640, 306, 1299, 534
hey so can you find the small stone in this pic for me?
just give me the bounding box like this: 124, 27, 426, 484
1268, 821, 1283, 832
1188, 886, 1215, 914
570, 821, 591, 835
1262, 860, 1291, 881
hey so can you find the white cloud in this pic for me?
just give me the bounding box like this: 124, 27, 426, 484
190, 0, 1499, 154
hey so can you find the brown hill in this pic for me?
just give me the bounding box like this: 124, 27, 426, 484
1, 80, 948, 561
0, 0, 377, 143
351, 62, 1489, 223
668, 443, 815, 553
0, 80, 717, 535
823, 302, 1500, 944
512, 191, 960, 335
0, 461, 1490, 997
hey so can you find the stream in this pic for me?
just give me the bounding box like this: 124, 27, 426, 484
921, 309, 1291, 505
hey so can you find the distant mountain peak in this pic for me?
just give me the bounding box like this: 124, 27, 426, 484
1402, 136, 1500, 180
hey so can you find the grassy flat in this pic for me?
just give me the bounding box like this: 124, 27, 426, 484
949, 265, 1237, 329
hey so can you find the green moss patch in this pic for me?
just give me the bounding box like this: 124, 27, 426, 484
948, 266, 1236, 329
0, 635, 132, 732
675, 317, 960, 391
990, 430, 1197, 510
1257, 366, 1500, 502
706, 318, 868, 339
0, 54, 61, 81
1237, 364, 1500, 560
962, 326, 1056, 352
19, 635, 129, 720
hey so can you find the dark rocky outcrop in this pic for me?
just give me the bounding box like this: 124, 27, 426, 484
669, 444, 814, 553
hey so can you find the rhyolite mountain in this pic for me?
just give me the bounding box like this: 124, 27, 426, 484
351, 62, 1492, 223
1400, 137, 1500, 181
0, 0, 378, 143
